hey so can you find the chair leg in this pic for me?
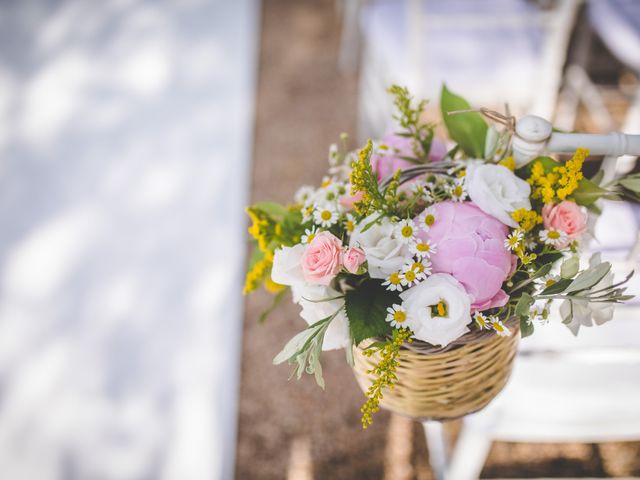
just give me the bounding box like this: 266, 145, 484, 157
422, 421, 449, 480
445, 417, 494, 480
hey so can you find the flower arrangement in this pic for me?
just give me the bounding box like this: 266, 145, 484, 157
244, 85, 637, 428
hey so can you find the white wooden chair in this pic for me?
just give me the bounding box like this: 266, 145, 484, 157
435, 118, 640, 480
349, 0, 582, 142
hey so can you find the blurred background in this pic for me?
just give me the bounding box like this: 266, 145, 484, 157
1, 0, 640, 479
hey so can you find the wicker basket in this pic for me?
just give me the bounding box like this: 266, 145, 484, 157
352, 318, 520, 421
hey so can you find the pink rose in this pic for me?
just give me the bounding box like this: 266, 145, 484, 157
370, 134, 446, 180
343, 246, 366, 274
417, 201, 514, 312
542, 201, 587, 248
301, 232, 343, 285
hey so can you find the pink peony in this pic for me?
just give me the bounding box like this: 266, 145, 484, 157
416, 201, 514, 312
370, 133, 446, 180
343, 246, 366, 274
542, 201, 587, 248
301, 231, 343, 285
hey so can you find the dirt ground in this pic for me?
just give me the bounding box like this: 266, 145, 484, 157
235, 1, 640, 478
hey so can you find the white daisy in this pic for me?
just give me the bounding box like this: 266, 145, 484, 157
411, 239, 437, 258
409, 259, 432, 277
344, 213, 356, 233
400, 266, 420, 287
394, 219, 417, 244
295, 185, 316, 204
417, 207, 437, 232
538, 274, 559, 290
301, 227, 319, 245
385, 304, 410, 329
529, 304, 550, 325
473, 312, 490, 330
382, 272, 403, 292
539, 228, 568, 248
313, 205, 338, 227
504, 229, 524, 251
301, 203, 315, 223
490, 317, 512, 337
447, 179, 467, 202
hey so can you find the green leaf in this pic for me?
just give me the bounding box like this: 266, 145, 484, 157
591, 169, 605, 186
440, 85, 487, 158
541, 277, 573, 295
516, 155, 557, 177
619, 174, 640, 193
573, 178, 610, 207
345, 280, 397, 345
560, 256, 580, 279
565, 262, 611, 293
515, 292, 534, 317
253, 201, 289, 220
520, 316, 534, 338
529, 263, 553, 280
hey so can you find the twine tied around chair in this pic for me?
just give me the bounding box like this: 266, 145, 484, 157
447, 105, 516, 134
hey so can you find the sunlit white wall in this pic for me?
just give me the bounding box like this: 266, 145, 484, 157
0, 0, 258, 479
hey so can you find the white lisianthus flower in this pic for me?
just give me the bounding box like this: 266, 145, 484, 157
349, 214, 412, 279
399, 273, 472, 347
559, 253, 615, 335
291, 284, 350, 350
271, 244, 306, 287
465, 162, 531, 228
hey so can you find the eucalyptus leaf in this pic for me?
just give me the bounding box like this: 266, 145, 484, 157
541, 278, 573, 295
619, 174, 640, 193
573, 178, 610, 207
529, 263, 553, 280
565, 262, 611, 293
520, 316, 534, 338
515, 292, 534, 317
560, 256, 580, 279
440, 85, 487, 158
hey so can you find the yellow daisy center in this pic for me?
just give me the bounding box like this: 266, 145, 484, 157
346, 220, 354, 232
389, 273, 401, 285
306, 233, 316, 244
411, 262, 424, 272
401, 225, 413, 238
548, 230, 561, 240
404, 270, 416, 282
321, 210, 332, 221
453, 185, 463, 197
393, 311, 406, 323
424, 214, 435, 227
416, 243, 430, 252
431, 300, 448, 317
545, 278, 556, 287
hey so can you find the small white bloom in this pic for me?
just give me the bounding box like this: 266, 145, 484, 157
291, 284, 350, 350
400, 265, 421, 287
385, 304, 410, 329
295, 185, 316, 204
473, 312, 490, 330
301, 203, 315, 223
382, 271, 404, 292
399, 273, 473, 346
349, 214, 412, 279
411, 239, 437, 258
447, 178, 467, 202
538, 274, 559, 290
409, 259, 432, 277
394, 219, 417, 244
417, 207, 437, 232
539, 228, 568, 248
313, 206, 339, 227
529, 304, 550, 325
466, 162, 531, 227
490, 317, 512, 337
301, 227, 319, 245
504, 230, 524, 251
344, 213, 356, 233
271, 245, 306, 287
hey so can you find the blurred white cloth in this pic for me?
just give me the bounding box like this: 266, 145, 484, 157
0, 1, 258, 479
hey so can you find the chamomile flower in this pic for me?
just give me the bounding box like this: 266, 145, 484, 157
490, 317, 512, 337
529, 304, 550, 325
504, 229, 524, 251
410, 259, 432, 277
417, 207, 437, 232
386, 304, 409, 329
394, 219, 417, 244
411, 239, 437, 258
538, 274, 559, 290
400, 266, 421, 287
301, 227, 319, 245
447, 179, 467, 202
344, 213, 356, 233
313, 205, 338, 227
539, 228, 568, 248
382, 272, 403, 292
411, 183, 434, 202
301, 203, 315, 223
295, 185, 316, 204
473, 312, 490, 330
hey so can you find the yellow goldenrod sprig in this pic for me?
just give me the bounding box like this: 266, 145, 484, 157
350, 139, 385, 215
360, 328, 413, 429
528, 148, 588, 203
243, 250, 274, 295
511, 208, 542, 232
247, 207, 274, 252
